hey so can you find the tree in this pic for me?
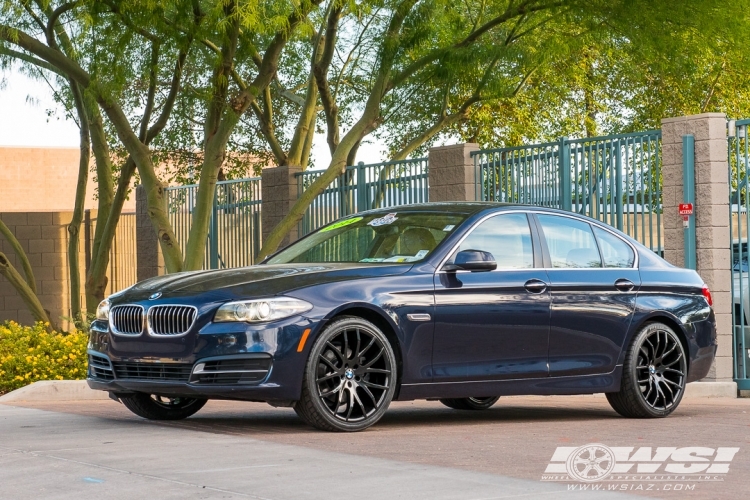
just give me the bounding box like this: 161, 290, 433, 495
1, 0, 748, 328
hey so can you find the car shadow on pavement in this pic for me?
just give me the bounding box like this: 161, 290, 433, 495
164, 399, 621, 436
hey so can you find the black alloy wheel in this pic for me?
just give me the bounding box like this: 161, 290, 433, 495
295, 316, 397, 432
120, 393, 207, 420
606, 322, 688, 418
439, 396, 500, 410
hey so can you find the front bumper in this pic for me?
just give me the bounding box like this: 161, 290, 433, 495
87, 316, 322, 402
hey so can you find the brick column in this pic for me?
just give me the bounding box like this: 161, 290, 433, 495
428, 143, 479, 202
662, 113, 733, 387
136, 185, 164, 280
261, 165, 302, 249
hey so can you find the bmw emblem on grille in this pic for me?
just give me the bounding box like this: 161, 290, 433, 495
149, 292, 162, 300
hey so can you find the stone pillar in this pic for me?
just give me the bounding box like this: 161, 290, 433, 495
136, 185, 164, 280
662, 113, 733, 386
428, 143, 480, 202
261, 165, 302, 249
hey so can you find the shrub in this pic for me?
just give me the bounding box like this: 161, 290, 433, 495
0, 321, 88, 395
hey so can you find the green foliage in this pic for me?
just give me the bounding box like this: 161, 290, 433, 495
0, 321, 88, 395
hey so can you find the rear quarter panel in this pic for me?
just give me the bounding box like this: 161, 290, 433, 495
625, 259, 715, 379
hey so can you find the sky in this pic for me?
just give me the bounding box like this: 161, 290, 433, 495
0, 69, 387, 168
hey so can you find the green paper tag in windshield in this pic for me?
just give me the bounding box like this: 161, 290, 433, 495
320, 216, 363, 232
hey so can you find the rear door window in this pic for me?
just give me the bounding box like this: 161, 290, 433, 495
593, 226, 635, 268
537, 215, 602, 268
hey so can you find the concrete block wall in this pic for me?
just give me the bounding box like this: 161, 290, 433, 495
0, 212, 84, 330
261, 165, 301, 249
427, 143, 479, 202
661, 113, 732, 382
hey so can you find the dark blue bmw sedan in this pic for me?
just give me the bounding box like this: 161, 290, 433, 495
87, 203, 716, 431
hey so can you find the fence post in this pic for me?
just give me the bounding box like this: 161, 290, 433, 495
662, 113, 733, 390
356, 162, 367, 211
261, 165, 302, 249
559, 137, 572, 211
614, 140, 624, 230
682, 135, 696, 270
136, 184, 164, 280
428, 143, 480, 202
209, 186, 219, 269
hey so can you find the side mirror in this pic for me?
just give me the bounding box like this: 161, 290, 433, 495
443, 249, 497, 272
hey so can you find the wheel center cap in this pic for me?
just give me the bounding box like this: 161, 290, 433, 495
649, 365, 656, 374
345, 368, 354, 379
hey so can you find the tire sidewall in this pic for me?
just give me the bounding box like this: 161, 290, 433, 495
628, 323, 687, 417
303, 317, 397, 431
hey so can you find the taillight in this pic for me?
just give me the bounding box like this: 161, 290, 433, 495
702, 285, 713, 307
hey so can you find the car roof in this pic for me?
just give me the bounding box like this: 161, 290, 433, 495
359, 202, 569, 217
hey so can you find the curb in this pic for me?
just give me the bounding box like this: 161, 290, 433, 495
683, 381, 737, 398
0, 380, 110, 403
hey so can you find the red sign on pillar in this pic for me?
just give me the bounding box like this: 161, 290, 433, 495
679, 203, 694, 216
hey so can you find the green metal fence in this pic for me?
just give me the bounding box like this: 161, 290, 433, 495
729, 119, 750, 388
473, 131, 663, 253
296, 158, 429, 235
166, 178, 262, 269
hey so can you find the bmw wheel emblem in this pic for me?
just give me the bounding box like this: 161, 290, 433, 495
149, 292, 162, 300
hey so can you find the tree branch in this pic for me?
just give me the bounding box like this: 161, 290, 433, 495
0, 217, 37, 294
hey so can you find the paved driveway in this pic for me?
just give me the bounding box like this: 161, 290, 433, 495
1, 395, 748, 499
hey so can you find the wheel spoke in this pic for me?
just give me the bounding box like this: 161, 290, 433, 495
659, 341, 677, 361
325, 341, 345, 362
354, 329, 361, 363
363, 367, 390, 375
357, 337, 376, 358
317, 372, 341, 383
319, 354, 339, 371
662, 352, 683, 367
662, 377, 683, 389
360, 380, 388, 391
353, 388, 368, 417
363, 347, 384, 368
343, 329, 349, 361
359, 382, 379, 406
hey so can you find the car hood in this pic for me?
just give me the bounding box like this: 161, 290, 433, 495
112, 263, 412, 302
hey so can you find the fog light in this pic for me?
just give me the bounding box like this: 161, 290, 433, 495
220, 335, 237, 346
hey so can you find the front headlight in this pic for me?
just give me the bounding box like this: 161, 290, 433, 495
96, 299, 110, 321
214, 297, 313, 323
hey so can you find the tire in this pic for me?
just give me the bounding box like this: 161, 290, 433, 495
606, 322, 688, 418
120, 393, 207, 420
439, 396, 500, 411
294, 316, 397, 432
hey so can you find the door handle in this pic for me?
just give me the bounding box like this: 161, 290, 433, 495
524, 279, 548, 294
614, 279, 635, 292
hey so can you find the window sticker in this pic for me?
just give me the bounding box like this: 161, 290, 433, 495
320, 216, 363, 232
383, 256, 409, 262
443, 224, 455, 231
359, 258, 385, 263
414, 250, 429, 259
368, 213, 398, 227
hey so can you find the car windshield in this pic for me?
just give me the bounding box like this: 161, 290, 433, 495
266, 212, 467, 264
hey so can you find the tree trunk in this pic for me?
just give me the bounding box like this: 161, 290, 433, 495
182, 138, 225, 271
0, 252, 54, 330
67, 82, 90, 320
